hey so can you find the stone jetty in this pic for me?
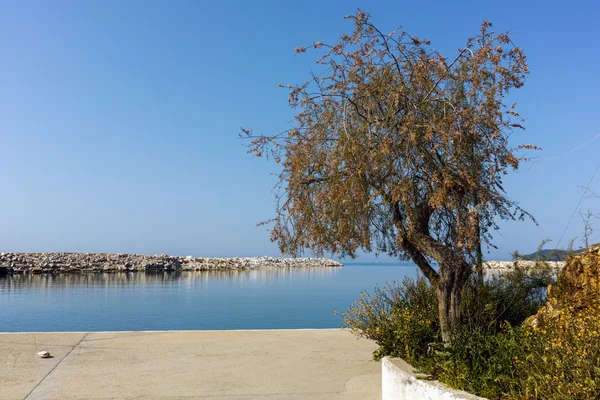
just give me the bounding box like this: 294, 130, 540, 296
483, 260, 565, 270
0, 253, 342, 274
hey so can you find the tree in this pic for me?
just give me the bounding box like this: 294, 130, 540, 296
244, 11, 535, 343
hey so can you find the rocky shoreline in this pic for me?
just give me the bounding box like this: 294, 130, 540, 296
483, 260, 565, 270
0, 253, 342, 274
0, 252, 567, 275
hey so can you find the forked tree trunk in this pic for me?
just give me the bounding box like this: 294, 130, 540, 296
397, 213, 472, 344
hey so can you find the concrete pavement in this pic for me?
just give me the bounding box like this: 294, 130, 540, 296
0, 330, 381, 399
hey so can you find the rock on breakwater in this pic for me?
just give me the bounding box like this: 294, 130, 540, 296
0, 253, 342, 274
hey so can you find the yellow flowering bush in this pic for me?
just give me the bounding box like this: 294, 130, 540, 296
432, 301, 600, 399
514, 299, 600, 399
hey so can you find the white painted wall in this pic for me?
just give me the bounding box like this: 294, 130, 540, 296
382, 357, 486, 400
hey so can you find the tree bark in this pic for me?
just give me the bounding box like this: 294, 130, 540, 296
400, 239, 439, 283
436, 266, 465, 344
408, 230, 472, 344
392, 201, 440, 283
394, 203, 473, 344
473, 191, 484, 287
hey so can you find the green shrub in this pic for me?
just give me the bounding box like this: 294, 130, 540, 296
343, 264, 554, 362
460, 264, 556, 333
421, 265, 555, 399
342, 276, 440, 362
424, 264, 557, 399
430, 324, 525, 399
343, 264, 600, 399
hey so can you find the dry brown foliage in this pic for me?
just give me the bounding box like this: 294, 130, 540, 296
244, 11, 535, 341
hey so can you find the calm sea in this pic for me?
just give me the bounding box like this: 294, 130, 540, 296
0, 262, 419, 332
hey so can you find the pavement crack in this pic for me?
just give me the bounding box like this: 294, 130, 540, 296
23, 333, 89, 400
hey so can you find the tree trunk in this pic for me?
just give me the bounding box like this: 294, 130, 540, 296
399, 222, 472, 345
436, 265, 468, 344
473, 191, 484, 288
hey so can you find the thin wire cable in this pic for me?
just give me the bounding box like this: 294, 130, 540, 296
543, 132, 600, 161
556, 162, 600, 249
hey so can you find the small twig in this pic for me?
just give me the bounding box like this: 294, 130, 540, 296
420, 47, 471, 105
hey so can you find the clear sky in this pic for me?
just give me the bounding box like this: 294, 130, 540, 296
0, 0, 598, 260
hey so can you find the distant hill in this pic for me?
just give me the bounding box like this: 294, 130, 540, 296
519, 248, 585, 262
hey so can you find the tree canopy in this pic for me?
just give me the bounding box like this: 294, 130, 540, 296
244, 11, 535, 341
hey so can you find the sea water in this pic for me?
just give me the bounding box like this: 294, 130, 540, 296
0, 262, 419, 332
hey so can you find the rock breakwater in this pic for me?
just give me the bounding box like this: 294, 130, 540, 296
483, 260, 565, 270
0, 253, 342, 274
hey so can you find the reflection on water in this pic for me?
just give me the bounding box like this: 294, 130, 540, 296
1, 268, 339, 291
0, 263, 418, 332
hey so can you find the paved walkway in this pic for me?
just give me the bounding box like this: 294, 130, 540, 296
0, 330, 380, 399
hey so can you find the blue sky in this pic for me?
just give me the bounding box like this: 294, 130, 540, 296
0, 0, 598, 260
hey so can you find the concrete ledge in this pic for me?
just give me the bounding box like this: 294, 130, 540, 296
382, 357, 486, 400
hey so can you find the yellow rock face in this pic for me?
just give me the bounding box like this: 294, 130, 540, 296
526, 243, 600, 328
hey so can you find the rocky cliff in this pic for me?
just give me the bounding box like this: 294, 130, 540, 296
526, 243, 600, 327
0, 253, 342, 274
